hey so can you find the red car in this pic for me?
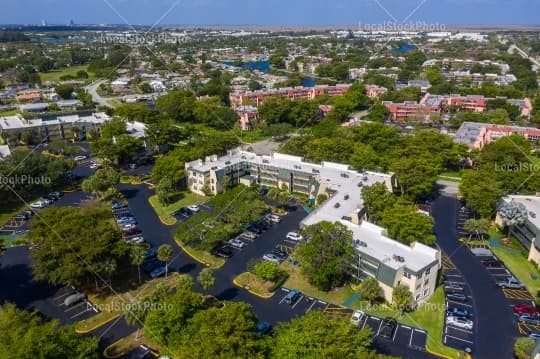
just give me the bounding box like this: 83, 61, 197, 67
514, 304, 539, 316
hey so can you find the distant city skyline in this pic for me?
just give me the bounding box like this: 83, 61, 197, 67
0, 0, 539, 26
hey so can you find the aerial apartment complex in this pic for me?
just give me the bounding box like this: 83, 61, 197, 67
454, 122, 540, 149
185, 149, 441, 305
229, 84, 351, 108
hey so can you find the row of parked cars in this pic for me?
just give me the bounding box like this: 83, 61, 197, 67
350, 310, 398, 339
111, 201, 144, 244
29, 191, 64, 210
141, 248, 167, 279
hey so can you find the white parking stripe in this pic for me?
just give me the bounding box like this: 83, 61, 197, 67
446, 334, 474, 344
306, 300, 317, 313
400, 325, 411, 330
292, 295, 304, 309
446, 300, 473, 308
370, 316, 381, 321
281, 288, 290, 293
361, 315, 369, 329
278, 295, 287, 304
318, 300, 326, 305
376, 320, 384, 336
447, 325, 473, 334
392, 325, 399, 341
409, 329, 414, 346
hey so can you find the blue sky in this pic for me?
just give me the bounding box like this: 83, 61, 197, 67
0, 0, 538, 26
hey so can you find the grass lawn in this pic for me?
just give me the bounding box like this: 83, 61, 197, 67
0, 201, 30, 227
39, 65, 94, 83
76, 272, 183, 333
173, 238, 225, 269
281, 262, 464, 358
148, 192, 205, 226
490, 240, 540, 298
0, 109, 20, 117
234, 272, 275, 298
103, 330, 145, 358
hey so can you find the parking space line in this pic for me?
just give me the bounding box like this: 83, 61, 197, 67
446, 334, 474, 344
376, 320, 384, 336
292, 295, 304, 309
70, 308, 90, 319
361, 315, 369, 329
447, 325, 473, 334
306, 299, 317, 313
64, 302, 86, 312
318, 300, 326, 305
446, 300, 473, 308
392, 325, 399, 341
409, 329, 414, 346
401, 325, 411, 330
370, 316, 381, 321
278, 295, 287, 304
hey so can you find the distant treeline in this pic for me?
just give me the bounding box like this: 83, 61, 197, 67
0, 31, 30, 42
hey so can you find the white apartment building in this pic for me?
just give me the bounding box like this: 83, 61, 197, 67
185, 149, 441, 305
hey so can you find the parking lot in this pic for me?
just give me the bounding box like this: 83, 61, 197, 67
441, 254, 476, 352
456, 205, 474, 238
119, 344, 158, 359
51, 286, 99, 322
273, 287, 428, 351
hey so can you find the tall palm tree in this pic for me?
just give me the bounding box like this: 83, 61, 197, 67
101, 258, 117, 292
498, 201, 528, 239
130, 245, 146, 284
157, 244, 173, 278
197, 268, 216, 294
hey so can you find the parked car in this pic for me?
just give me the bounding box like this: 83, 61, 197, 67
240, 231, 258, 240
514, 304, 539, 316
529, 330, 540, 340
122, 223, 138, 230
149, 266, 166, 279
266, 214, 281, 223
188, 204, 200, 213
286, 232, 303, 241
64, 292, 85, 306
447, 307, 473, 319
380, 318, 397, 339
497, 277, 525, 289
143, 259, 162, 273
173, 207, 193, 216
518, 314, 540, 326
212, 245, 233, 258
111, 202, 127, 210
30, 200, 48, 209
228, 238, 246, 249
447, 316, 473, 330
258, 188, 269, 196
481, 258, 503, 267
74, 155, 87, 161
271, 248, 288, 260
145, 248, 157, 259
444, 285, 465, 292
48, 191, 64, 200
256, 322, 272, 336
124, 227, 142, 236
246, 225, 263, 234
126, 236, 145, 245
447, 292, 467, 302
284, 290, 300, 305
350, 310, 365, 327
262, 253, 282, 264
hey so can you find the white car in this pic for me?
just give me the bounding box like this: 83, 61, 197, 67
30, 200, 48, 209
74, 155, 87, 161
286, 232, 303, 241
350, 310, 365, 326
262, 253, 282, 264
266, 214, 281, 223
89, 162, 101, 170
228, 238, 246, 249
188, 204, 200, 213
127, 236, 145, 244
447, 316, 473, 330
122, 223, 137, 230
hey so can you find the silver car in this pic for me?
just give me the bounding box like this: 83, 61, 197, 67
447, 315, 473, 330
262, 253, 282, 264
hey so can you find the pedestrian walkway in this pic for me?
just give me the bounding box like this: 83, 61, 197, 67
488, 236, 522, 254
343, 292, 361, 307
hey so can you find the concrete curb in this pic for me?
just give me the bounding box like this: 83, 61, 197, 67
75, 313, 121, 334
174, 239, 224, 269
232, 274, 274, 299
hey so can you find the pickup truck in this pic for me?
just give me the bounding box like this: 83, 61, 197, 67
496, 277, 525, 289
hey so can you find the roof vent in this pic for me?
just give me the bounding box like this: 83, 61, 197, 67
358, 241, 367, 247
211, 166, 218, 170
225, 161, 231, 165
344, 194, 349, 200
530, 211, 536, 218
393, 255, 405, 262
262, 159, 269, 164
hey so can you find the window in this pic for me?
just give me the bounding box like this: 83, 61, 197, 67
423, 288, 429, 297
415, 294, 421, 301
425, 268, 431, 276
416, 283, 421, 290
403, 271, 411, 279
424, 279, 429, 286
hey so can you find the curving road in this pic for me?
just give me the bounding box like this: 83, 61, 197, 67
85, 80, 114, 108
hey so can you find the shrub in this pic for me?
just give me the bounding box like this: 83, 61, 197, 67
514, 337, 535, 359
253, 261, 282, 281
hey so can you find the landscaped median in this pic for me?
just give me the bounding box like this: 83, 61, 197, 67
103, 330, 151, 359
174, 237, 225, 269
148, 192, 205, 226
75, 273, 183, 334
281, 262, 466, 359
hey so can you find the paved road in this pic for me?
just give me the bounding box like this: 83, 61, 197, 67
433, 195, 517, 359
85, 80, 113, 108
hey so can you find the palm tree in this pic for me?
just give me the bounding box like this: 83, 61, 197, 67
498, 201, 528, 239
392, 284, 412, 315
130, 245, 146, 284
360, 277, 381, 305
197, 268, 215, 293
101, 258, 117, 291
463, 218, 490, 241
157, 244, 173, 278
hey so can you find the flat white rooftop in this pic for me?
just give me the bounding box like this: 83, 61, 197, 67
0, 112, 110, 131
